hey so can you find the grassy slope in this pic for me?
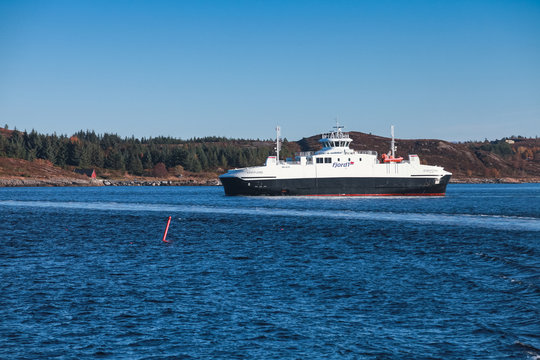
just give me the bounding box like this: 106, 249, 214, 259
0, 158, 89, 180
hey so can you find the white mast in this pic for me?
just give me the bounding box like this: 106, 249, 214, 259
276, 126, 281, 165
391, 125, 396, 158
334, 118, 343, 135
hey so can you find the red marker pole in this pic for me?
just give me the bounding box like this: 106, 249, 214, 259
162, 216, 172, 243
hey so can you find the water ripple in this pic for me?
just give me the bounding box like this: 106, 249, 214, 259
1, 199, 540, 231
0, 185, 539, 359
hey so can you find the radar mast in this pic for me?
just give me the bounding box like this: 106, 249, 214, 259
275, 126, 281, 164
391, 125, 396, 158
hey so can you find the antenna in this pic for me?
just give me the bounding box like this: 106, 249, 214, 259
334, 117, 343, 132
333, 117, 344, 139
276, 126, 281, 164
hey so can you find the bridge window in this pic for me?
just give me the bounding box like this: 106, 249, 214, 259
324, 157, 332, 163
316, 158, 323, 164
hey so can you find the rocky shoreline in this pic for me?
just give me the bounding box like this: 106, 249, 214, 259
0, 176, 538, 187
101, 179, 221, 186
0, 177, 221, 187
0, 178, 101, 187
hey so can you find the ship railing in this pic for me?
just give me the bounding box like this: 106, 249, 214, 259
321, 132, 350, 139
295, 150, 377, 156
284, 158, 304, 165
357, 150, 378, 155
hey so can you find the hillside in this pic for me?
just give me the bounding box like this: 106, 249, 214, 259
0, 158, 99, 186
298, 132, 540, 181
0, 128, 294, 177
0, 126, 539, 185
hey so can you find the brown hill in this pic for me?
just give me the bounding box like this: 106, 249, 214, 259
0, 128, 14, 137
0, 158, 83, 179
297, 132, 540, 181
0, 157, 220, 186
0, 158, 101, 186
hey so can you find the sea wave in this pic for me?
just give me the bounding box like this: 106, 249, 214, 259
2, 200, 539, 232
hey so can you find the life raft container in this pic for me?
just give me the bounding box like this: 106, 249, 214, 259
382, 153, 403, 163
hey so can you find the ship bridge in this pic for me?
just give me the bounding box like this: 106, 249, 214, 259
319, 124, 353, 152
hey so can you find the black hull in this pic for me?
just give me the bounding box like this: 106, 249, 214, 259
220, 175, 451, 196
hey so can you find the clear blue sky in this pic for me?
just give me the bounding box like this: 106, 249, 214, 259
1, 0, 539, 141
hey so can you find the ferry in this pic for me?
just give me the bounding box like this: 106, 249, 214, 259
219, 124, 452, 196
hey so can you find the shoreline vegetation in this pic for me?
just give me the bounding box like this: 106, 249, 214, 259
0, 178, 221, 187
1, 126, 539, 187
1, 177, 540, 188
0, 157, 538, 187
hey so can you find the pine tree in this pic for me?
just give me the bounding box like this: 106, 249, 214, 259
8, 132, 25, 158
127, 153, 143, 175
219, 153, 228, 168
206, 145, 219, 169
79, 144, 92, 168
237, 152, 248, 167
196, 146, 209, 170
169, 147, 187, 167
142, 150, 153, 169
0, 134, 8, 156
185, 151, 202, 172
55, 140, 68, 166
67, 141, 81, 166
90, 144, 104, 168
105, 149, 125, 170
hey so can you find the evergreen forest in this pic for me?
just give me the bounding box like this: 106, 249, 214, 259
0, 127, 297, 176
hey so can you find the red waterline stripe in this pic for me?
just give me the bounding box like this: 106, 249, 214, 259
305, 193, 446, 197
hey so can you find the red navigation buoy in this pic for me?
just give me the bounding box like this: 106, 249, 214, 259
162, 216, 172, 243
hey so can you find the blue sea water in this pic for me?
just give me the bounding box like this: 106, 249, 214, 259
0, 184, 539, 359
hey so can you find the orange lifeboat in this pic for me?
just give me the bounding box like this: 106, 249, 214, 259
382, 153, 403, 163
